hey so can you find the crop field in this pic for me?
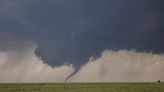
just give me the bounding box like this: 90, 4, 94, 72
0, 83, 164, 92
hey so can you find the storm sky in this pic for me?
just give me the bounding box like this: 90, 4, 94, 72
0, 0, 164, 68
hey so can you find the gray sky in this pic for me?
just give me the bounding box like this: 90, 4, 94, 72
0, 0, 164, 68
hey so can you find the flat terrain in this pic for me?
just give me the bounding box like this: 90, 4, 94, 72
0, 83, 164, 92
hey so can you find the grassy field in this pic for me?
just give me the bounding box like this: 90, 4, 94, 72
0, 83, 164, 92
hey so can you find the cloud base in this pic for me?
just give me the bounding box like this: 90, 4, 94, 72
0, 42, 164, 83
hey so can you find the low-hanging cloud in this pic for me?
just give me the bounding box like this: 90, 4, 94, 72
0, 41, 74, 83
69, 50, 164, 82
0, 42, 164, 83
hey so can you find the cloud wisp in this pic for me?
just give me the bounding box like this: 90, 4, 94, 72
0, 42, 74, 83
69, 50, 164, 82
0, 42, 164, 83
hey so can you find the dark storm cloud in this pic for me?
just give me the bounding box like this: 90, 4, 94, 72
0, 0, 164, 68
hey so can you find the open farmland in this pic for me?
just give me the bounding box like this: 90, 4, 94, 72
0, 83, 164, 92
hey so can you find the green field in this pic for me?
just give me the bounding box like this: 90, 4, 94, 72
0, 83, 164, 92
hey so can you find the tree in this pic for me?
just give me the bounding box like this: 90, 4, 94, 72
158, 80, 161, 83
